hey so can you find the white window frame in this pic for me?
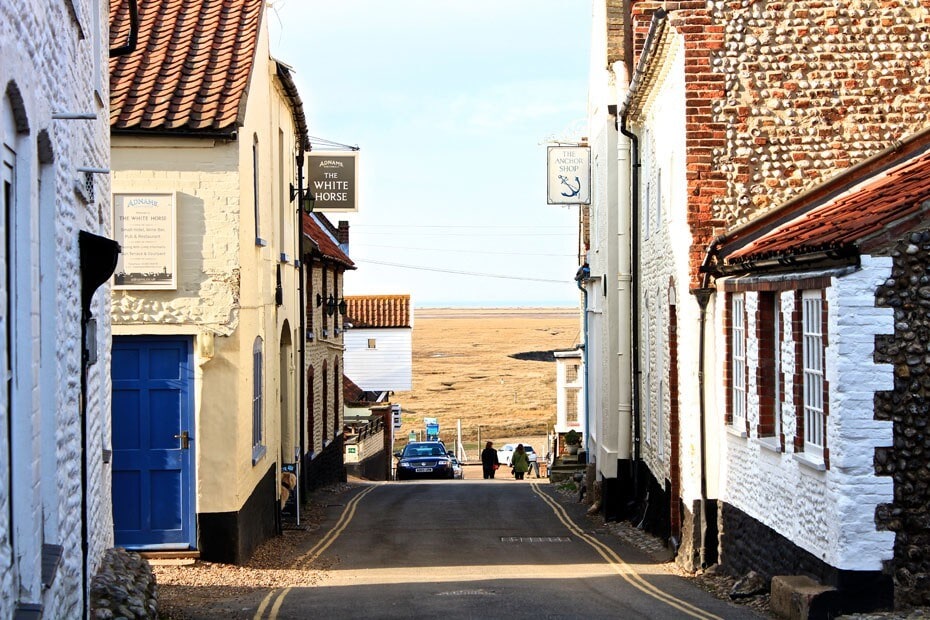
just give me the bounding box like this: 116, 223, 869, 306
731, 293, 747, 429
773, 293, 783, 441
655, 169, 662, 231
802, 290, 825, 459
656, 305, 665, 458
644, 181, 652, 240
643, 300, 652, 446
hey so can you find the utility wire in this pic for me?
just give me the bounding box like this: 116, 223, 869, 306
351, 224, 571, 229
353, 243, 575, 258
352, 231, 573, 237
353, 258, 571, 284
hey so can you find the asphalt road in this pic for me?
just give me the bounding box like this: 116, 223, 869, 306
253, 477, 764, 620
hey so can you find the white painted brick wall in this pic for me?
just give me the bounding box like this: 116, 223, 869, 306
634, 34, 707, 502
719, 258, 895, 571
1, 0, 112, 616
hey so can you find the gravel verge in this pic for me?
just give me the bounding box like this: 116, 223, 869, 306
154, 482, 352, 619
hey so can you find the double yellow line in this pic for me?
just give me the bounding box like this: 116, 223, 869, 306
530, 483, 723, 620
253, 485, 377, 620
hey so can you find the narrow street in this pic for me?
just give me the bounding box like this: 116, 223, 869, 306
159, 477, 764, 620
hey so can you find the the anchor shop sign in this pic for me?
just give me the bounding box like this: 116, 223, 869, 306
307, 152, 359, 212
547, 145, 591, 205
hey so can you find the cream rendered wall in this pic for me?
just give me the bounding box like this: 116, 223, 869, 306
111, 28, 302, 514
715, 258, 895, 570
268, 70, 302, 471
111, 136, 246, 515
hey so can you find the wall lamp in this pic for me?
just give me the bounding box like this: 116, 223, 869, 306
290, 182, 315, 213
291, 153, 315, 213
316, 293, 348, 316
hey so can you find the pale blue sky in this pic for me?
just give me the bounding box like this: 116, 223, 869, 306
268, 1, 591, 307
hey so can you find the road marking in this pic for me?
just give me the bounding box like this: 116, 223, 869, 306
253, 485, 377, 620
530, 482, 723, 620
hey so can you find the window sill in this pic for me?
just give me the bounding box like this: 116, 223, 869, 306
758, 437, 783, 454
726, 426, 747, 439
252, 444, 266, 465
255, 237, 267, 247
794, 451, 826, 472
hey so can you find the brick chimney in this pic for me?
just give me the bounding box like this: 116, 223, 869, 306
337, 220, 350, 245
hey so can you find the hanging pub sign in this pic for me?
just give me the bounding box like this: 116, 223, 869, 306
306, 151, 359, 212
547, 145, 591, 205
112, 192, 177, 290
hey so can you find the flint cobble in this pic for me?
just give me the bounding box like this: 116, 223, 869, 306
89, 548, 158, 619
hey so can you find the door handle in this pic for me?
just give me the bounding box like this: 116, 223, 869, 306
174, 430, 190, 449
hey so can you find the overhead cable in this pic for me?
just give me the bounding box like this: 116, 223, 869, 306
353, 243, 575, 257
353, 258, 571, 284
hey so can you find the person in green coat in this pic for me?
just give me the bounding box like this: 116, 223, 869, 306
511, 444, 530, 480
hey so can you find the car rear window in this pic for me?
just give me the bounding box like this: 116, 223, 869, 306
403, 444, 446, 457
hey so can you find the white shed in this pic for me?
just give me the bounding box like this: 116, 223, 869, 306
343, 295, 413, 392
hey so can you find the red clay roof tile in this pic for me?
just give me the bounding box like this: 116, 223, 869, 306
724, 129, 930, 265
109, 0, 263, 133
303, 214, 355, 269
345, 296, 412, 329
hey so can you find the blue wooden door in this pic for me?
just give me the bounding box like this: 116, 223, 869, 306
112, 336, 195, 549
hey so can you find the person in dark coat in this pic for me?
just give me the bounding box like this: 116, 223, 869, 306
481, 441, 500, 479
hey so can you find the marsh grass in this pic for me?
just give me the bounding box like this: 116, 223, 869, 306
392, 308, 580, 457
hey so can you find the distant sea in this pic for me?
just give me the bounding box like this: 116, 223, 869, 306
416, 299, 577, 309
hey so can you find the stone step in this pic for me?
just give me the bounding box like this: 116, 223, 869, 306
770, 575, 836, 619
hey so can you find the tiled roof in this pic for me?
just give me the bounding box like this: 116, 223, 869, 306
345, 295, 411, 328
109, 0, 264, 133
303, 213, 355, 269
343, 375, 365, 404
721, 128, 930, 266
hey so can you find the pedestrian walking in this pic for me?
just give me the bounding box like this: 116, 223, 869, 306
528, 449, 540, 478
511, 444, 530, 480
481, 441, 500, 479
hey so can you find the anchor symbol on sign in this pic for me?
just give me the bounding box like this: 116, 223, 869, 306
559, 175, 582, 198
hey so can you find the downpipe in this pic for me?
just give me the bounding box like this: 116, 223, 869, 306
618, 115, 641, 507
692, 237, 724, 568
575, 263, 591, 458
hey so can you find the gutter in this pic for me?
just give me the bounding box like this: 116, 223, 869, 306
109, 0, 139, 58
618, 9, 668, 119
110, 127, 239, 142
